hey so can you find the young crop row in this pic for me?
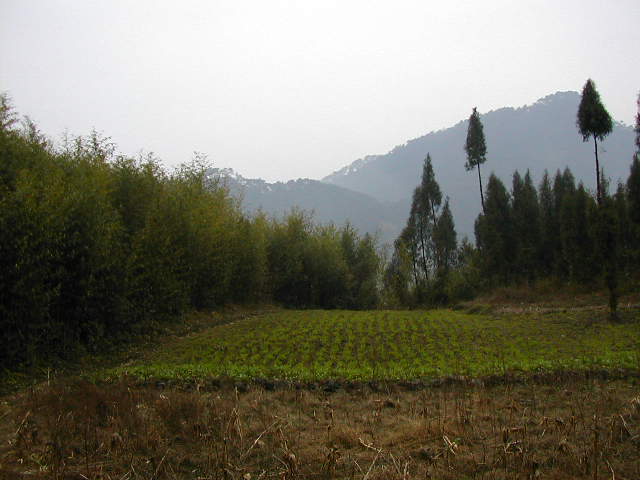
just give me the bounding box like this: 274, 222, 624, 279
108, 309, 640, 382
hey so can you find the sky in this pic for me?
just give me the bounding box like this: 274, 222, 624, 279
1, 0, 639, 182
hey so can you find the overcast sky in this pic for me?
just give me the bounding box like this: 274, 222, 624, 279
1, 1, 638, 182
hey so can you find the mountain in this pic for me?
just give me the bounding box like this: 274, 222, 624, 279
209, 168, 406, 242
323, 91, 636, 239
215, 92, 636, 244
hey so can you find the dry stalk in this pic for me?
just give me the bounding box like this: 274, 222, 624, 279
240, 419, 280, 461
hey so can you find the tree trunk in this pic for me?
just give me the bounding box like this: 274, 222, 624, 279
594, 135, 601, 205
418, 220, 429, 281
477, 163, 486, 214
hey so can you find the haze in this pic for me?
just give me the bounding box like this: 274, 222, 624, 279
1, 0, 638, 182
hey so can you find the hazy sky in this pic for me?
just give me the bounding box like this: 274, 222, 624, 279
1, 1, 638, 182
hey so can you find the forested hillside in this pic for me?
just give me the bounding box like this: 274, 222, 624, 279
383, 86, 640, 313
210, 168, 406, 243
324, 91, 635, 238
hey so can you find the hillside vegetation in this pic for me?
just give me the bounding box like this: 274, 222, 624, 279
0, 96, 379, 370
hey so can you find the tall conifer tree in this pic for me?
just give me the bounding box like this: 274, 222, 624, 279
538, 171, 555, 275
577, 79, 613, 205
464, 108, 488, 214
433, 198, 457, 274
512, 170, 540, 283
475, 174, 513, 284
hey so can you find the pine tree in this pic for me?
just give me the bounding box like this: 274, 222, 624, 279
464, 108, 488, 214
631, 95, 640, 225
627, 157, 640, 226
474, 174, 513, 284
559, 184, 598, 284
626, 98, 640, 265
538, 171, 555, 276
635, 93, 640, 152
420, 154, 442, 219
433, 198, 457, 275
390, 153, 454, 305
401, 154, 443, 284
577, 79, 613, 205
512, 170, 540, 283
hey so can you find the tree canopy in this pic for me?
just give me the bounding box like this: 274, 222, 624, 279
577, 79, 613, 204
464, 107, 488, 213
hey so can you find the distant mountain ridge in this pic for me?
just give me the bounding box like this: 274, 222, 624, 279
323, 91, 635, 238
208, 168, 406, 242
215, 91, 635, 243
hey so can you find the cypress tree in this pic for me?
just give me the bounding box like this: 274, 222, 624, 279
577, 79, 613, 205
433, 198, 457, 275
538, 170, 555, 276
464, 108, 488, 214
475, 174, 513, 284
512, 170, 541, 283
629, 150, 640, 226
635, 93, 640, 152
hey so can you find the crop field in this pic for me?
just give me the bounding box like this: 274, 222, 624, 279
3, 309, 640, 479
108, 309, 640, 382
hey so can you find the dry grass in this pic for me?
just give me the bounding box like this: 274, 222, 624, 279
464, 283, 640, 318
1, 377, 639, 479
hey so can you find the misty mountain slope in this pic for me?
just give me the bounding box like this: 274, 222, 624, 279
209, 169, 406, 243
323, 91, 635, 238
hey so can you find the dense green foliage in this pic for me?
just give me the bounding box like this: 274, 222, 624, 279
385, 155, 457, 306
0, 98, 380, 368
385, 87, 640, 305
108, 309, 640, 382
467, 163, 640, 294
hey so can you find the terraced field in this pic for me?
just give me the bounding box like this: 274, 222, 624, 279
108, 309, 640, 382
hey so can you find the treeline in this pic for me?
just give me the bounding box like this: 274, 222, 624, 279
384, 85, 640, 310
474, 164, 640, 287
0, 97, 379, 367
383, 159, 640, 309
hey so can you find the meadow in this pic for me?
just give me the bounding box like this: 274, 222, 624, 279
108, 309, 640, 383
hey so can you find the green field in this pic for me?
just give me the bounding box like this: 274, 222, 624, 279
107, 309, 640, 382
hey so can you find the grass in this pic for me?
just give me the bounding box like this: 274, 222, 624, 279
103, 308, 640, 383
1, 377, 639, 479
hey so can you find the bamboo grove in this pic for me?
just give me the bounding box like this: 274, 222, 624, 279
0, 96, 380, 367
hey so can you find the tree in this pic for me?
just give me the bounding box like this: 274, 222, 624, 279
389, 153, 456, 305
433, 198, 456, 275
464, 107, 488, 214
511, 170, 540, 283
0, 94, 17, 131
416, 154, 442, 277
538, 171, 555, 276
420, 154, 442, 219
474, 174, 513, 284
635, 93, 640, 152
628, 156, 640, 226
577, 79, 613, 205
626, 96, 640, 266
559, 184, 598, 284
400, 154, 443, 285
